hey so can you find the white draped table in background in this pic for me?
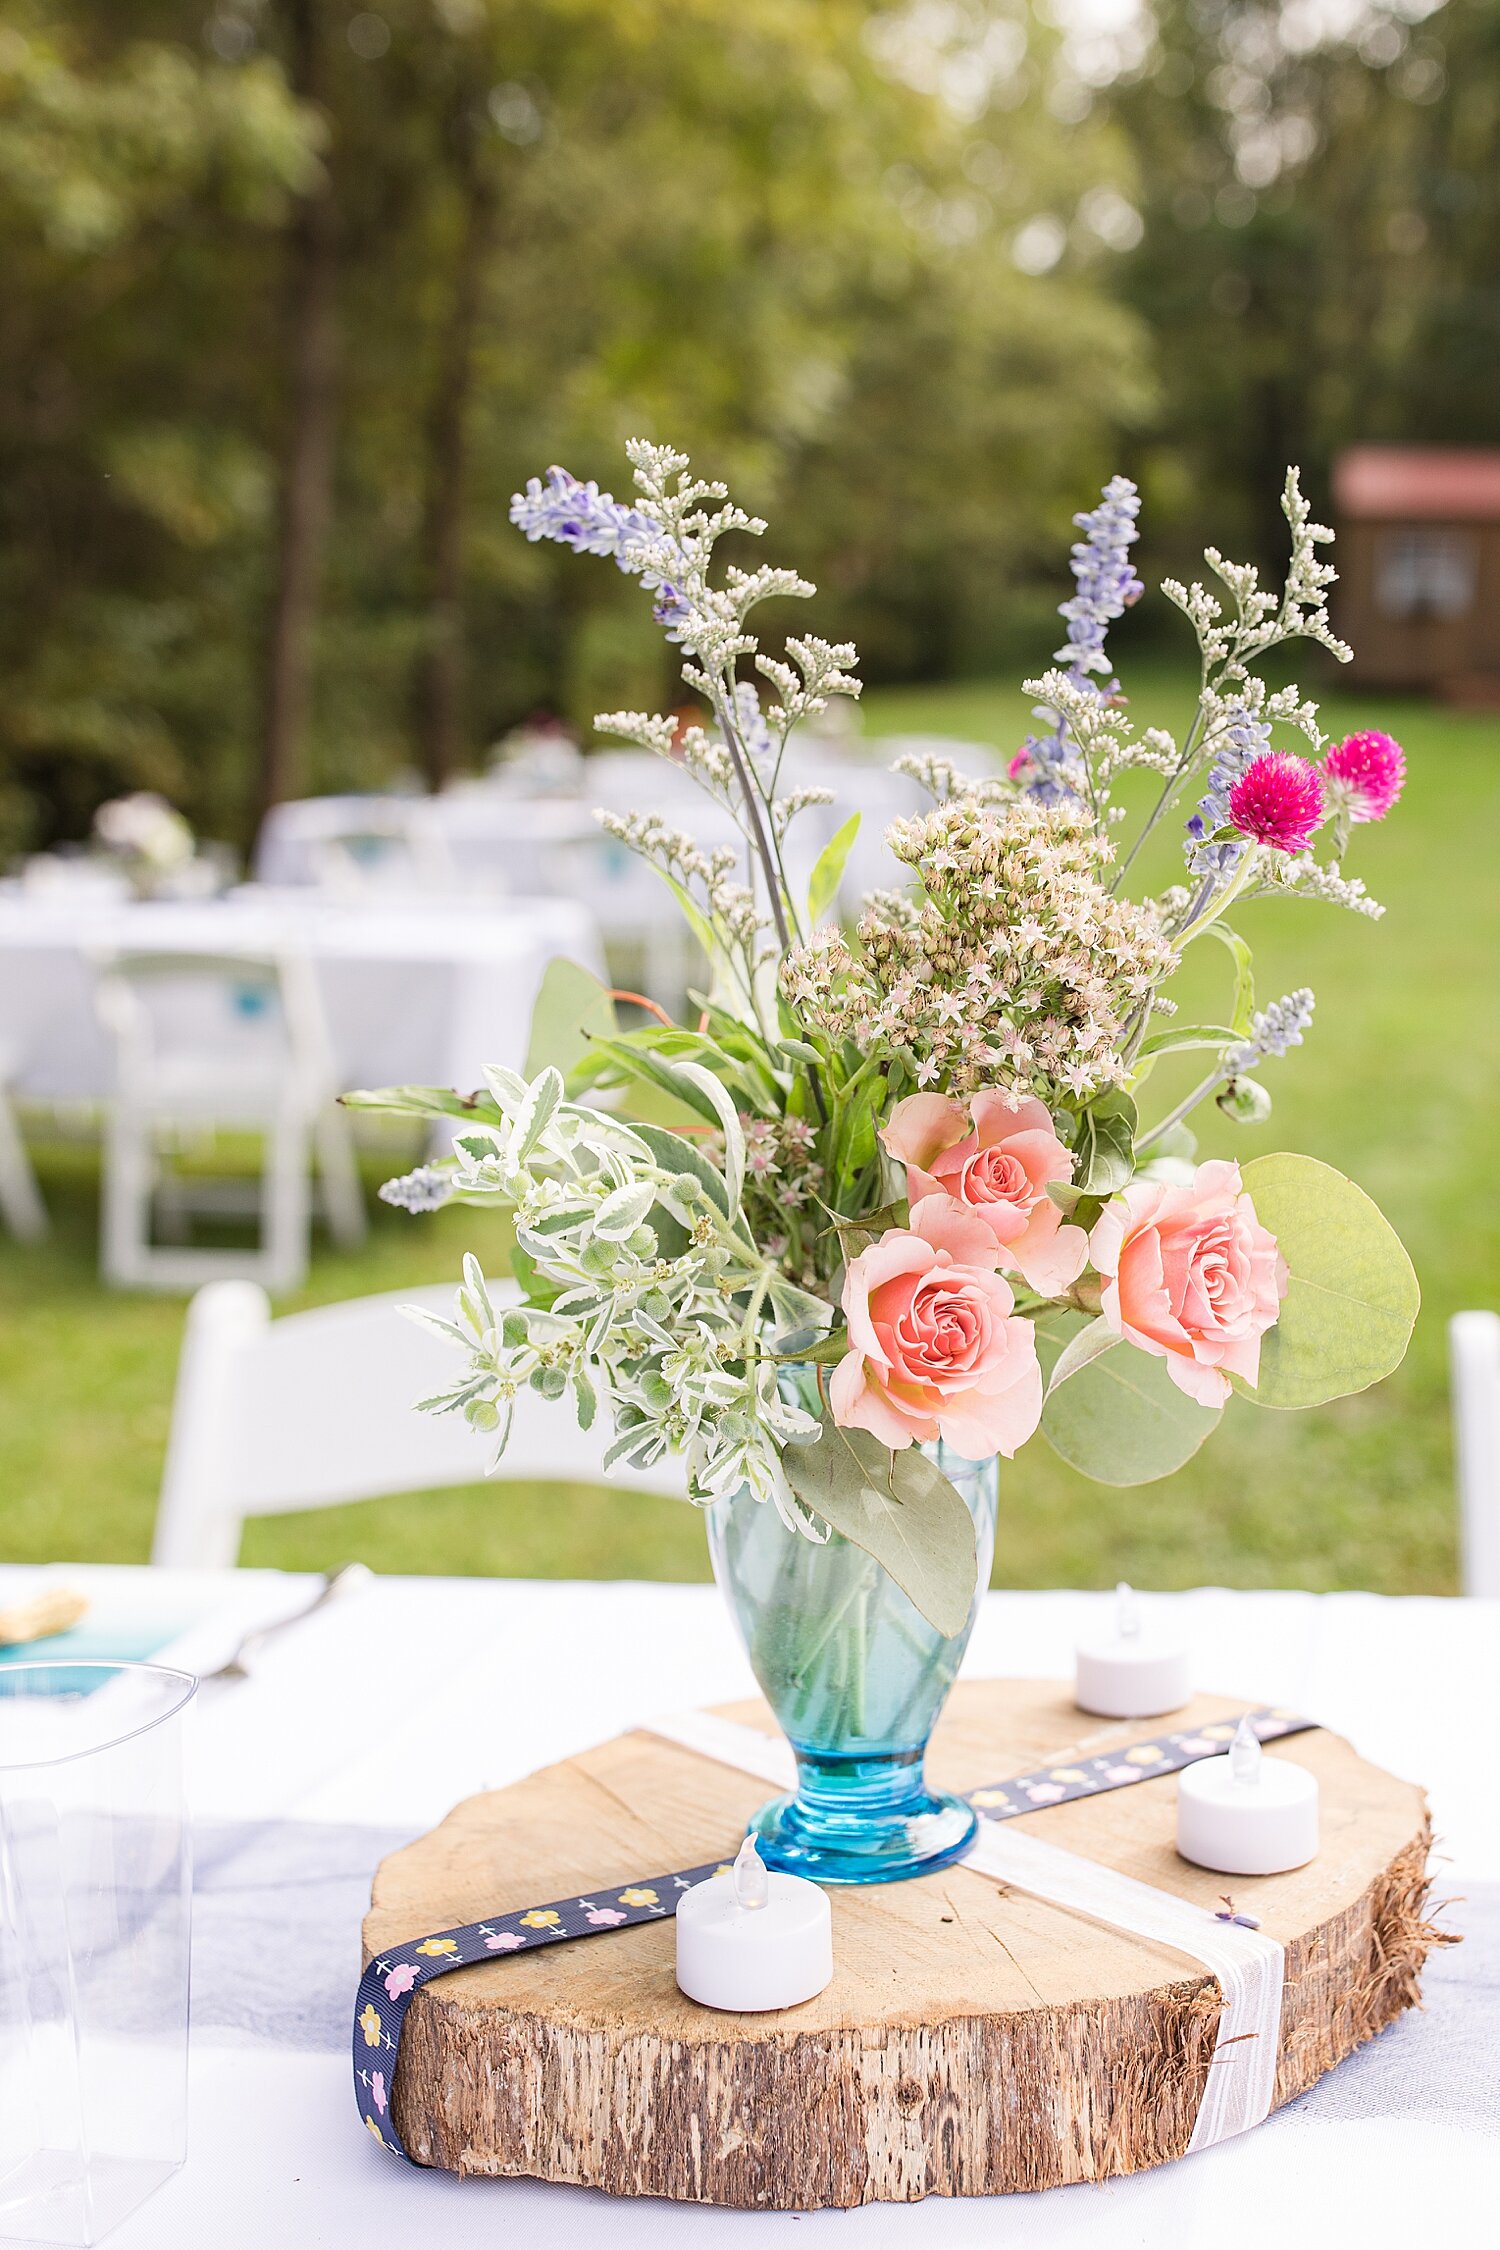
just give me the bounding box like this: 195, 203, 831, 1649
1, 1567, 1494, 2249
0, 892, 603, 1102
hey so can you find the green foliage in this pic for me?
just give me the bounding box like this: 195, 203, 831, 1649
1038, 1310, 1222, 1485
781, 1412, 979, 1636
1069, 1090, 1138, 1194
1237, 1153, 1420, 1409
522, 957, 618, 1081
1109, 0, 1499, 567
0, 0, 1146, 857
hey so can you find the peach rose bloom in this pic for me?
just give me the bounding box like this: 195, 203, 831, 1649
881, 1090, 1088, 1295
830, 1195, 1043, 1458
1088, 1159, 1287, 1407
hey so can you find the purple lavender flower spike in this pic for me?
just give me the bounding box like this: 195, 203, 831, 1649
1054, 475, 1145, 677
509, 466, 657, 566
1018, 474, 1142, 802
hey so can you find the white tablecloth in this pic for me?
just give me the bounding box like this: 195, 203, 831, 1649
2, 1568, 1495, 2247
0, 893, 602, 1100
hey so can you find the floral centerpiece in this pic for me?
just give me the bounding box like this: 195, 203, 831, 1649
352, 443, 1417, 1882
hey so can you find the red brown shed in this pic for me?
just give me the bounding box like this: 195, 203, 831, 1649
1333, 445, 1500, 703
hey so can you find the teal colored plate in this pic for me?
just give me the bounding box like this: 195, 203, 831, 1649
0, 1617, 193, 1670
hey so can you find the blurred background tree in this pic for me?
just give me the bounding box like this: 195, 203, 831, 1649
0, 0, 1493, 858
1111, 0, 1499, 568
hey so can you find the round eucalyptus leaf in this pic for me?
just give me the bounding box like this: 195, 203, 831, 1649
1238, 1153, 1419, 1409
1039, 1312, 1220, 1484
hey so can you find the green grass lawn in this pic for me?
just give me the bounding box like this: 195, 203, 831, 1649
2, 663, 1496, 1592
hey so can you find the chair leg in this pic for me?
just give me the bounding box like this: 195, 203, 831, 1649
261, 1110, 311, 1293
0, 1089, 47, 1242
101, 1104, 154, 1287
314, 1103, 367, 1248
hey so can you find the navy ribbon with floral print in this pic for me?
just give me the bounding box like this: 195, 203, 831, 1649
354, 1704, 1315, 2161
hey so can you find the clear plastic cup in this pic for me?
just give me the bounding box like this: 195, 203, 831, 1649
0, 1663, 196, 2247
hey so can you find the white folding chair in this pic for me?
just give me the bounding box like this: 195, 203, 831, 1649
96, 947, 365, 1294
255, 795, 458, 897
1450, 1310, 1500, 1598
152, 1278, 689, 1568
0, 1042, 47, 1242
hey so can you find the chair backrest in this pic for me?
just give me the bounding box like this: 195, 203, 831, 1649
94, 947, 337, 1108
153, 1278, 689, 1568
1451, 1309, 1500, 1599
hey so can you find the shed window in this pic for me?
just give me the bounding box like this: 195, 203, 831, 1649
1377, 529, 1477, 621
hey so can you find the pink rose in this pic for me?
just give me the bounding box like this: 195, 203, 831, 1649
830, 1194, 1043, 1458
1088, 1159, 1287, 1407
881, 1091, 1088, 1295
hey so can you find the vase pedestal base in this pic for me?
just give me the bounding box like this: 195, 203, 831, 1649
748, 1751, 977, 1883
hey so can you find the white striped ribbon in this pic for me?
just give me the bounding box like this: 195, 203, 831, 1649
645, 1706, 1285, 2153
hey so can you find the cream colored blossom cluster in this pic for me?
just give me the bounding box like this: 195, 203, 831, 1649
782, 799, 1177, 1104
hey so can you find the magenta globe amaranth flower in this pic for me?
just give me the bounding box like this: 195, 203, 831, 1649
1227, 752, 1325, 852
1324, 730, 1406, 822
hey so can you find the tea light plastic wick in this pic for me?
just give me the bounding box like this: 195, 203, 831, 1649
1074, 1582, 1193, 1719
1177, 1716, 1320, 1875
675, 1835, 833, 2012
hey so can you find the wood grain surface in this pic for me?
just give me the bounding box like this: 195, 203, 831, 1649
364, 1678, 1435, 2207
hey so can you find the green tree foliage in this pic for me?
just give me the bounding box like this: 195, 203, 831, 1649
0, 2, 320, 857
1107, 0, 1499, 567
0, 0, 1147, 852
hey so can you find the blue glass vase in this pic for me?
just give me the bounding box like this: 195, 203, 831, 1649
705, 1441, 997, 1885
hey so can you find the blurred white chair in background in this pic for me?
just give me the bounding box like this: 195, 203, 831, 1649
1451, 1309, 1500, 1598
0, 1041, 47, 1242
153, 1278, 688, 1568
96, 948, 365, 1294
255, 795, 458, 897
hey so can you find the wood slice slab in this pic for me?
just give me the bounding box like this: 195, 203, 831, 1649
363, 1680, 1439, 2208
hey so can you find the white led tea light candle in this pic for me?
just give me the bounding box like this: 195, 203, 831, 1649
1074, 1582, 1193, 1719
675, 1835, 833, 2012
1177, 1716, 1320, 1875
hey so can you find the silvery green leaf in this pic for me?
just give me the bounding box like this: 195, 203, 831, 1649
665, 1058, 745, 1216
514, 1068, 565, 1162
462, 1255, 495, 1327
401, 1303, 473, 1350
573, 1369, 598, 1431
485, 1397, 516, 1466
592, 1180, 658, 1239
482, 1064, 530, 1114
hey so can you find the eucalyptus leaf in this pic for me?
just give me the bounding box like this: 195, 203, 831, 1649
781, 1415, 979, 1637
1237, 1153, 1419, 1408
1038, 1312, 1220, 1482
1044, 1316, 1120, 1394
1071, 1090, 1138, 1194
524, 957, 618, 1082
